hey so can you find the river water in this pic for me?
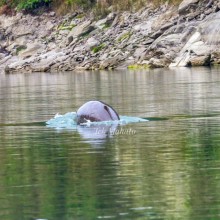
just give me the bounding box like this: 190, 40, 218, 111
1, 67, 220, 220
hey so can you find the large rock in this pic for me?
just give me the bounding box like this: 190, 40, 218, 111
19, 43, 45, 59
169, 51, 191, 67
149, 57, 169, 68
100, 55, 124, 69
178, 0, 199, 14
5, 51, 66, 73
85, 37, 100, 49
133, 47, 147, 59
200, 11, 220, 45
189, 54, 211, 66
190, 41, 211, 55
133, 20, 152, 34
170, 10, 220, 67
212, 51, 220, 64
94, 18, 107, 29
67, 21, 92, 39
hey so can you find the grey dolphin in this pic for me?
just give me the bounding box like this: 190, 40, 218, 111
76, 101, 120, 125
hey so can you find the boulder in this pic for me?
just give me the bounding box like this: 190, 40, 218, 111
19, 43, 45, 59
0, 55, 12, 65
149, 57, 168, 68
95, 18, 107, 29
100, 55, 123, 69
67, 21, 92, 39
169, 51, 191, 67
200, 11, 220, 45
190, 41, 211, 56
85, 37, 100, 49
212, 51, 220, 64
133, 47, 147, 59
189, 54, 211, 66
181, 31, 201, 52
178, 0, 199, 14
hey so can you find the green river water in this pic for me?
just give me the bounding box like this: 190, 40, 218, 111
1, 67, 220, 220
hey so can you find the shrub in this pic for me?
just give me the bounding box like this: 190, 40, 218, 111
17, 0, 51, 10
0, 0, 183, 14
16, 45, 27, 55
0, 0, 51, 11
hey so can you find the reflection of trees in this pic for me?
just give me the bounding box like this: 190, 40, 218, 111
184, 118, 220, 219
1, 68, 220, 219
0, 127, 129, 219
1, 67, 220, 124
1, 116, 220, 219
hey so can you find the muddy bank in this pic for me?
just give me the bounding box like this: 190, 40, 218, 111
1, 0, 220, 73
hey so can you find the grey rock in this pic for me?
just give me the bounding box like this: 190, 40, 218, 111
189, 54, 211, 66
150, 30, 163, 39
142, 38, 154, 45
68, 20, 91, 39
160, 22, 176, 31
212, 51, 220, 64
111, 15, 119, 27
205, 8, 213, 15
100, 55, 123, 69
19, 43, 44, 59
95, 18, 107, 29
2, 0, 220, 72
178, 0, 199, 14
133, 47, 147, 59
187, 11, 201, 20
59, 30, 70, 36
45, 21, 55, 31
206, 0, 213, 8
49, 12, 56, 17
85, 37, 100, 49
149, 58, 167, 68
68, 36, 73, 45
190, 41, 211, 56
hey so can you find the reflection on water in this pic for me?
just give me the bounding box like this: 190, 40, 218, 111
1, 67, 220, 219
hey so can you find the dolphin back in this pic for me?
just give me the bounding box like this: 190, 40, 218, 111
76, 101, 120, 124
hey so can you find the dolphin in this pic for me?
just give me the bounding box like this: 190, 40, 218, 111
76, 101, 120, 125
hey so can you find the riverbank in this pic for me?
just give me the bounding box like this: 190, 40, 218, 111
1, 0, 220, 73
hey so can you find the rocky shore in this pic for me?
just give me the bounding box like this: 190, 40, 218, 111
0, 0, 220, 73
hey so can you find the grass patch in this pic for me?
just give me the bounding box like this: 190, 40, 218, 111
16, 45, 27, 55
91, 43, 105, 53
76, 13, 85, 19
58, 24, 76, 31
117, 32, 132, 43
102, 23, 111, 29
128, 64, 150, 69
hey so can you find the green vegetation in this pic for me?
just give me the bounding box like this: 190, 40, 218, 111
128, 64, 150, 69
0, 0, 51, 10
91, 43, 105, 53
16, 45, 27, 55
58, 23, 76, 31
117, 32, 132, 43
17, 0, 51, 10
0, 0, 182, 14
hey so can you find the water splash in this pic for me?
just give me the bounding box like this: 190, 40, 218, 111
46, 112, 148, 129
